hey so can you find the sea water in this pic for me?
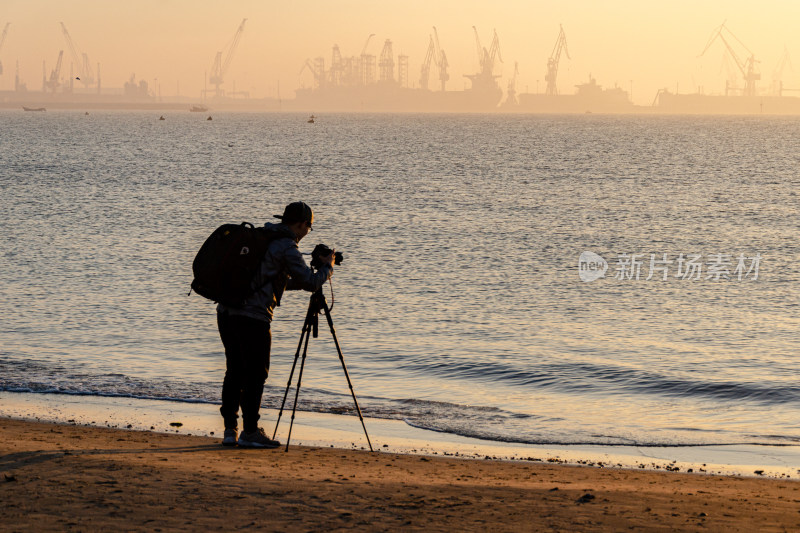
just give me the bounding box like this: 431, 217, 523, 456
1, 110, 798, 448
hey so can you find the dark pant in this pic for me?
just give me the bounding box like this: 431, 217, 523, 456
217, 312, 271, 433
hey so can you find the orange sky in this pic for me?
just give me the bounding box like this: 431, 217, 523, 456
2, 0, 800, 104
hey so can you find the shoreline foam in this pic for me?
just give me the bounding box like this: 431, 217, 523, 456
2, 391, 800, 479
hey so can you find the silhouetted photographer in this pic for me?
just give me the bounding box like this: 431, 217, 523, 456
214, 202, 334, 448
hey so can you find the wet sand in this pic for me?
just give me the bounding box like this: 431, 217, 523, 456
6, 390, 800, 478
2, 418, 799, 531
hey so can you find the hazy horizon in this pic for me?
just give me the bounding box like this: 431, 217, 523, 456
2, 0, 800, 105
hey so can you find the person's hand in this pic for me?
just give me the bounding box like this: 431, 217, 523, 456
322, 249, 335, 268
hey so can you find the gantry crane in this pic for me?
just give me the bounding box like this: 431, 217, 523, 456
60, 22, 94, 88
378, 39, 394, 83
398, 53, 409, 87
330, 44, 343, 86
208, 18, 247, 98
0, 23, 9, 75
433, 27, 449, 91
360, 34, 375, 85
464, 27, 502, 91
700, 22, 760, 96
44, 50, 64, 93
472, 27, 484, 70
301, 35, 373, 89
472, 26, 502, 78
420, 34, 435, 90
299, 58, 325, 89
361, 34, 375, 57
545, 25, 570, 96
771, 46, 794, 96
506, 61, 519, 105
421, 27, 450, 91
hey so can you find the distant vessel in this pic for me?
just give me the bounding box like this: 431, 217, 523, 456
189, 105, 208, 112
651, 23, 800, 115
307, 115, 315, 123
22, 106, 46, 112
514, 76, 634, 114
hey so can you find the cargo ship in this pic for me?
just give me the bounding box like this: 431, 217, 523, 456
511, 76, 634, 114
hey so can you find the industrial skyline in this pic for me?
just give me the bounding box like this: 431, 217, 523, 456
1, 0, 800, 105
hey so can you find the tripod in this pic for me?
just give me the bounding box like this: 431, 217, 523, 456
272, 287, 373, 452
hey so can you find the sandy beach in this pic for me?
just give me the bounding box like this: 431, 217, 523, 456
2, 418, 799, 531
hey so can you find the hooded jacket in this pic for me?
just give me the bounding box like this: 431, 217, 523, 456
217, 222, 332, 322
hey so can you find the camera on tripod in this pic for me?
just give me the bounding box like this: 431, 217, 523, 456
311, 243, 343, 269
272, 286, 372, 452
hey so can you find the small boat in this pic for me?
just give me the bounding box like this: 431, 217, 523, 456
207, 116, 212, 121
22, 106, 46, 112
307, 114, 315, 123
190, 105, 208, 112
159, 115, 165, 120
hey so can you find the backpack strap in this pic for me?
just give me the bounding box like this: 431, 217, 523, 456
251, 225, 297, 304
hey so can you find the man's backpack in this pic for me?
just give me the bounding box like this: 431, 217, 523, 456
190, 222, 293, 307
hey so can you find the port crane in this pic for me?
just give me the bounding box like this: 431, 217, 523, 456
700, 22, 760, 96
60, 22, 94, 88
330, 44, 343, 86
208, 18, 247, 98
0, 23, 9, 75
44, 50, 64, 93
301, 34, 376, 89
359, 34, 375, 85
545, 25, 570, 96
378, 39, 394, 82
771, 46, 796, 96
420, 35, 435, 90
506, 61, 519, 105
464, 27, 502, 93
299, 58, 325, 89
360, 34, 375, 57
472, 26, 502, 79
420, 27, 449, 91
433, 27, 449, 91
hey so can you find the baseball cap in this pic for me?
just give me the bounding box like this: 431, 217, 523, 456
274, 201, 314, 229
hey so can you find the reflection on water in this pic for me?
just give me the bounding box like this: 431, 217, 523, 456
0, 111, 798, 446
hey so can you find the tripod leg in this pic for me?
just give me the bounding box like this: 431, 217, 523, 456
272, 318, 311, 440
321, 303, 374, 452
285, 317, 313, 451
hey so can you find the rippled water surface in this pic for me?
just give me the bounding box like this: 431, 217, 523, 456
1, 110, 798, 446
